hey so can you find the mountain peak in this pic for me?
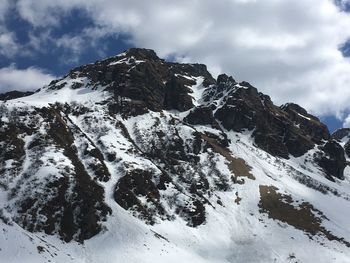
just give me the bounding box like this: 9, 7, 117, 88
2, 48, 350, 262
123, 47, 161, 61
332, 128, 350, 141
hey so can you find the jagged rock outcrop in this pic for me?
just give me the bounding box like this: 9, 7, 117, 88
316, 140, 346, 180
331, 128, 350, 141
280, 103, 330, 142
209, 76, 329, 159
46, 48, 332, 162
0, 105, 111, 242
51, 48, 215, 113
114, 169, 166, 224
331, 128, 350, 157
184, 106, 219, 128
345, 141, 350, 158
0, 90, 34, 101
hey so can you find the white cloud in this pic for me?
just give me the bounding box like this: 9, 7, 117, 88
0, 64, 55, 93
343, 114, 350, 127
12, 0, 350, 119
53, 26, 114, 64
0, 29, 18, 57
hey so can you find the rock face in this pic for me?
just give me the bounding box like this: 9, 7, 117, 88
330, 128, 350, 158
184, 106, 219, 128
345, 141, 350, 158
280, 103, 330, 143
0, 106, 111, 242
67, 49, 332, 162
44, 48, 329, 164
316, 140, 346, 180
0, 48, 348, 248
0, 90, 34, 101
57, 48, 215, 114
209, 77, 329, 158
114, 169, 166, 225
331, 128, 350, 141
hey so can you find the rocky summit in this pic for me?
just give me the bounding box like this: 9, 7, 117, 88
1, 48, 350, 263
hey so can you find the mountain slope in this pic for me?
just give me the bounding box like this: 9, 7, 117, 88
1, 48, 350, 263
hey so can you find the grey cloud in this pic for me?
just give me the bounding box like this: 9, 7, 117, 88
0, 0, 10, 20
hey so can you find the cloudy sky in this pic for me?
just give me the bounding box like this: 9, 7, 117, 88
1, 0, 350, 131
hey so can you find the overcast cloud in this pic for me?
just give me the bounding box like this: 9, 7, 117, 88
1, 0, 350, 122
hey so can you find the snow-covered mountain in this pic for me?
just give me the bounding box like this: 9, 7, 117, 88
1, 48, 350, 263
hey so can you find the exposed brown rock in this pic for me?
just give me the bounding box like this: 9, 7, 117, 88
259, 185, 350, 247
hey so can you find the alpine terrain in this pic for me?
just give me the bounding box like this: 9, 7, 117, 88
1, 48, 350, 263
